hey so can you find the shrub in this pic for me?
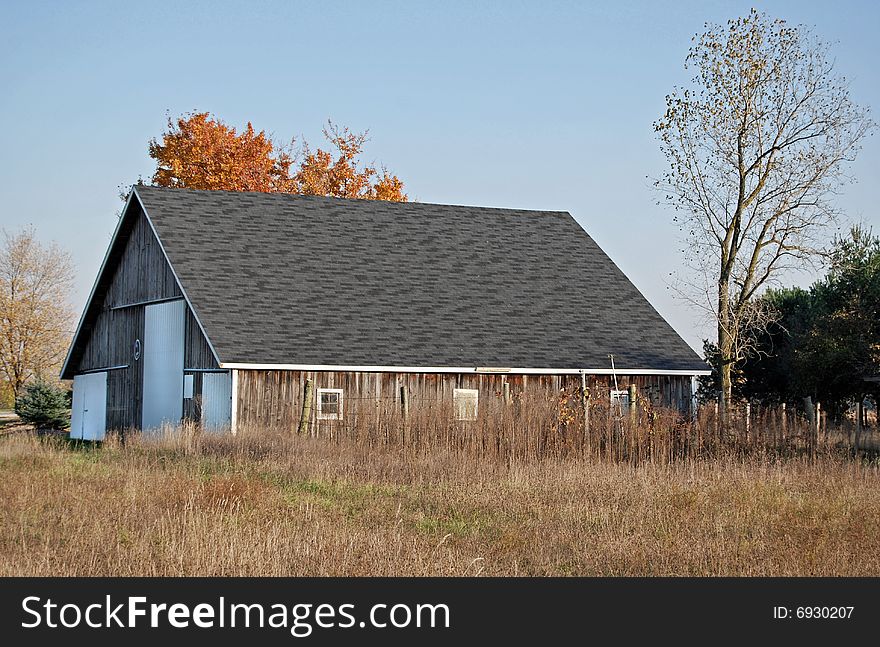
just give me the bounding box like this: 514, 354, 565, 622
14, 381, 70, 431
0, 381, 13, 409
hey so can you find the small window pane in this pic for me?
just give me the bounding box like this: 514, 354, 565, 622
317, 389, 343, 420
183, 374, 194, 399
610, 389, 630, 412
321, 393, 339, 414
453, 388, 478, 421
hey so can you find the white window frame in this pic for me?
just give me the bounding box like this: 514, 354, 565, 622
316, 388, 344, 420
610, 389, 630, 413
453, 388, 479, 421
183, 374, 194, 399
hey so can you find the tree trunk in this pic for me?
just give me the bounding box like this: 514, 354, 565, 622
297, 378, 313, 436
717, 277, 734, 423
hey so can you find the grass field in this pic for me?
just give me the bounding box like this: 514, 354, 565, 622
1, 427, 878, 576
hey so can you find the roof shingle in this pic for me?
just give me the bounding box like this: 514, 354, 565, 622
135, 185, 707, 372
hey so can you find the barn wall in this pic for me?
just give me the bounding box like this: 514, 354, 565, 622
76, 209, 183, 374
180, 306, 223, 422
235, 370, 695, 431
183, 372, 203, 422
184, 308, 217, 370
69, 207, 218, 431
104, 208, 182, 308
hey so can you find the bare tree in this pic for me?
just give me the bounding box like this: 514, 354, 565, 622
0, 227, 75, 399
654, 10, 874, 415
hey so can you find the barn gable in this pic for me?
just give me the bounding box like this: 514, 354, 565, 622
61, 192, 219, 431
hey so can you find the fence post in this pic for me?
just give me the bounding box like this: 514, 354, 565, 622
297, 378, 313, 436
399, 385, 409, 445
400, 385, 409, 419
628, 384, 637, 426
714, 399, 719, 440
813, 401, 821, 458
503, 381, 511, 405
781, 402, 787, 445
745, 401, 751, 443
580, 373, 590, 455
855, 398, 863, 455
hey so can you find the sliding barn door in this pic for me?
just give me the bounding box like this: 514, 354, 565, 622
201, 372, 232, 432
142, 300, 185, 430
70, 372, 107, 441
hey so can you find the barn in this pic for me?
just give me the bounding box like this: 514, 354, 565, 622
61, 185, 709, 440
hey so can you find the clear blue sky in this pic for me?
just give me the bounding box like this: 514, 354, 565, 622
1, 0, 878, 351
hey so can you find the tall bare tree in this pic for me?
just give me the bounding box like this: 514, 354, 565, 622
654, 10, 874, 414
0, 227, 75, 399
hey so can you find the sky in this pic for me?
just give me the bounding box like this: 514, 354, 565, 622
1, 0, 878, 352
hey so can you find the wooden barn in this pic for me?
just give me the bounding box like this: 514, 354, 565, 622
61, 186, 709, 440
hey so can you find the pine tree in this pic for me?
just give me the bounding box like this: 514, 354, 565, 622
14, 381, 70, 432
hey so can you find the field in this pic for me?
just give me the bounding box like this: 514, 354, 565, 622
1, 424, 879, 576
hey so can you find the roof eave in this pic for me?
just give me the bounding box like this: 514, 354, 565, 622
219, 363, 711, 376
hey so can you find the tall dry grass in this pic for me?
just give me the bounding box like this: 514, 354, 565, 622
297, 393, 877, 464
1, 424, 878, 576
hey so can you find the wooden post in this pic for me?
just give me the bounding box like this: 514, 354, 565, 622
781, 402, 787, 444
821, 410, 827, 445
297, 378, 313, 436
399, 384, 409, 445
803, 396, 815, 426
628, 383, 637, 426
855, 398, 863, 454
503, 381, 511, 405
813, 401, 821, 458
400, 385, 409, 419
744, 401, 751, 444
802, 396, 814, 455
714, 399, 719, 439
580, 373, 590, 454
374, 376, 381, 439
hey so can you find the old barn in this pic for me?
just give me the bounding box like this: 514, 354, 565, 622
61, 186, 709, 440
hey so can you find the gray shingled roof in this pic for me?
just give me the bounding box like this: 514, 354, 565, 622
135, 185, 707, 372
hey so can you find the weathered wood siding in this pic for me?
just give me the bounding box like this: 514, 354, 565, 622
75, 207, 182, 374
68, 206, 218, 431
104, 208, 181, 308
182, 372, 202, 422
235, 370, 694, 431
181, 369, 231, 422
104, 307, 144, 430
184, 308, 217, 370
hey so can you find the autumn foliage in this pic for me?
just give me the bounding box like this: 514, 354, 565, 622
0, 227, 75, 399
148, 113, 292, 193
148, 112, 407, 201
295, 123, 406, 201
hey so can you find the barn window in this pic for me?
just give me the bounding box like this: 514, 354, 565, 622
316, 388, 344, 420
183, 374, 194, 399
610, 389, 630, 413
453, 388, 479, 421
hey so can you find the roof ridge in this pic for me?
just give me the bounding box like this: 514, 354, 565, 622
134, 184, 571, 217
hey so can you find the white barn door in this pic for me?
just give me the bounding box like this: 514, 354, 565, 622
70, 372, 107, 441
142, 299, 185, 431
201, 372, 232, 432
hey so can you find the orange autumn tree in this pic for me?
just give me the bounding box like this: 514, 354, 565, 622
149, 112, 294, 192
148, 112, 406, 201
294, 122, 407, 201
